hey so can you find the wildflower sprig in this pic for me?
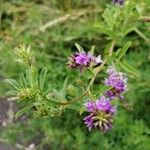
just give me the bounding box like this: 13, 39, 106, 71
5, 0, 143, 133
6, 39, 129, 132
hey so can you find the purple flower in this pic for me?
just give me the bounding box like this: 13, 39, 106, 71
104, 66, 127, 100
110, 106, 117, 114
83, 114, 94, 131
96, 96, 111, 112
112, 0, 124, 5
84, 96, 116, 132
75, 52, 92, 66
68, 51, 103, 70
84, 100, 96, 112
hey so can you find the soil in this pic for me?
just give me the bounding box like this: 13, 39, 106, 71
0, 142, 13, 150
0, 97, 14, 150
0, 97, 10, 127
0, 97, 36, 150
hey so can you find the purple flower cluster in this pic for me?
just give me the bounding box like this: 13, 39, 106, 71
84, 96, 116, 132
84, 66, 127, 132
68, 51, 103, 70
67, 47, 128, 133
104, 66, 127, 99
112, 0, 124, 5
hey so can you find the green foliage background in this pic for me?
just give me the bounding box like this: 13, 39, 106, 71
0, 0, 150, 149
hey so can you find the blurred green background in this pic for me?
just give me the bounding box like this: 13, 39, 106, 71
0, 0, 150, 150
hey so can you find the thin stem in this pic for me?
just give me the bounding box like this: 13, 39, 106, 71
47, 41, 115, 106
47, 91, 88, 106
86, 60, 106, 91
134, 28, 149, 43
108, 40, 115, 56
87, 40, 115, 91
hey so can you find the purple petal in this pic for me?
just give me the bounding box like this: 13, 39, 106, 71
84, 100, 96, 112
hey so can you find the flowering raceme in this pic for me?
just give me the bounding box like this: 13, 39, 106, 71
67, 47, 127, 132
83, 65, 127, 132
104, 66, 127, 99
68, 51, 103, 70
84, 96, 117, 132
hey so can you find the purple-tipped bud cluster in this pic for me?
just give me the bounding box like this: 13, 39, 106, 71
104, 66, 127, 99
84, 96, 117, 132
112, 0, 124, 5
68, 51, 103, 70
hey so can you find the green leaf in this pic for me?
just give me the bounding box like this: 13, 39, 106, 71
5, 79, 22, 91
134, 28, 149, 43
123, 27, 134, 37
90, 45, 95, 55
95, 23, 112, 37
5, 90, 18, 96
26, 68, 38, 88
98, 85, 112, 95
104, 41, 114, 56
39, 67, 47, 90
120, 61, 140, 77
84, 69, 94, 80
79, 107, 86, 115
15, 104, 33, 119
75, 43, 84, 52
116, 41, 131, 60
48, 83, 68, 103
19, 73, 27, 88
60, 77, 68, 98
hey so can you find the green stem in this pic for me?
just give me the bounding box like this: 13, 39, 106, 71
134, 28, 149, 43
47, 91, 88, 106
47, 41, 115, 106
86, 40, 115, 91
86, 60, 106, 91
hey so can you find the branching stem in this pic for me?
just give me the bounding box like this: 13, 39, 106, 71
48, 41, 115, 106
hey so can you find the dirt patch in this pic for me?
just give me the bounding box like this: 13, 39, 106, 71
0, 97, 36, 150
0, 97, 15, 150
0, 142, 14, 150
0, 97, 9, 127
